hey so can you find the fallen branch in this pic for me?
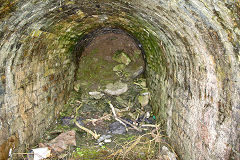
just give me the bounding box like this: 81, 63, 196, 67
75, 121, 100, 139
108, 101, 128, 131
75, 102, 83, 115
74, 102, 100, 139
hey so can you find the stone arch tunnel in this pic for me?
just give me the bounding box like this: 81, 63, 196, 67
0, 0, 239, 159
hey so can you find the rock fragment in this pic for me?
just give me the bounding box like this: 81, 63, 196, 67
113, 64, 126, 72
131, 66, 144, 79
138, 92, 150, 107
112, 51, 131, 65
89, 91, 104, 99
104, 81, 128, 96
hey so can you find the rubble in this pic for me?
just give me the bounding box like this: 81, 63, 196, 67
104, 81, 128, 96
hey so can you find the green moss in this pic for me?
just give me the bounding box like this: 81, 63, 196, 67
73, 147, 109, 159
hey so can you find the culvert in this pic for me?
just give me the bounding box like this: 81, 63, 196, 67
0, 0, 239, 159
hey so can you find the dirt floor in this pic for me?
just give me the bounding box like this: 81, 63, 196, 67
25, 32, 177, 160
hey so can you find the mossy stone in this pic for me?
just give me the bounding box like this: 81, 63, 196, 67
113, 64, 126, 72
112, 51, 131, 65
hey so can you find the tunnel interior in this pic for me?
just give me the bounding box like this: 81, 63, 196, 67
0, 0, 239, 159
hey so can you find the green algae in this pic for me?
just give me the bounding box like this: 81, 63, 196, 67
73, 146, 109, 160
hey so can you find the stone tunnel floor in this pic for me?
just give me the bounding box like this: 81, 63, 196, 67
25, 32, 177, 160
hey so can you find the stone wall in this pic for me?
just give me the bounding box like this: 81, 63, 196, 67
0, 0, 76, 152
0, 0, 239, 159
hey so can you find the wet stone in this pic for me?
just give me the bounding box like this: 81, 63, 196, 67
109, 121, 126, 134
97, 135, 112, 143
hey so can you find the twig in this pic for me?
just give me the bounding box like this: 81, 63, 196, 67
108, 101, 141, 132
75, 121, 100, 139
107, 149, 123, 159
12, 153, 34, 155
75, 103, 83, 116
124, 136, 141, 155
122, 133, 150, 158
118, 117, 142, 132
141, 124, 160, 128
85, 114, 112, 126
108, 101, 128, 131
